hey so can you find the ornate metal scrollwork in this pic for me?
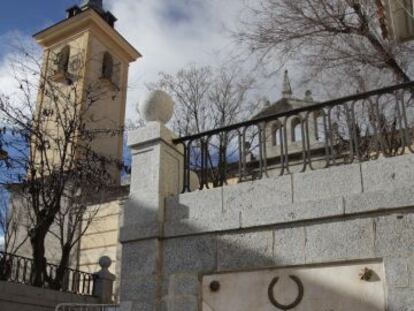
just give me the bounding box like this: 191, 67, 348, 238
268, 275, 304, 310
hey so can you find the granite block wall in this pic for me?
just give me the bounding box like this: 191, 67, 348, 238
121, 125, 414, 311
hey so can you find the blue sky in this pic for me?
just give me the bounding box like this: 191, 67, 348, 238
0, 1, 74, 38
0, 0, 206, 38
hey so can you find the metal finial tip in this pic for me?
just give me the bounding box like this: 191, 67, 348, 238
81, 0, 103, 10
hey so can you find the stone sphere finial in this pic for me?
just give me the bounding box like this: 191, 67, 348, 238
139, 90, 174, 124
99, 256, 112, 269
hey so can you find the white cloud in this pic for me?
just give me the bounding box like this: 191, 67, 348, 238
0, 32, 41, 121
0, 55, 19, 97
105, 0, 272, 120
0, 33, 26, 98
0, 1, 294, 124
0, 33, 41, 85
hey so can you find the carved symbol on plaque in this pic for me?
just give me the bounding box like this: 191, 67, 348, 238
268, 275, 304, 310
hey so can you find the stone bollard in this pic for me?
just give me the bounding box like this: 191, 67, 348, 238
93, 256, 116, 303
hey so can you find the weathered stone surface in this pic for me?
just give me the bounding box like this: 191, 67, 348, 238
305, 219, 375, 263
160, 298, 169, 311
274, 227, 306, 265
0, 280, 99, 311
293, 164, 362, 202
120, 275, 158, 302
168, 273, 200, 297
223, 175, 292, 213
163, 235, 217, 275
159, 145, 184, 199
361, 154, 414, 193
160, 276, 170, 299
408, 253, 414, 288
121, 240, 159, 277
202, 261, 386, 311
241, 197, 343, 228
120, 222, 160, 242
217, 231, 274, 271
128, 122, 175, 147
121, 300, 155, 311
128, 149, 159, 196
164, 296, 199, 311
384, 257, 409, 288
122, 124, 414, 311
374, 214, 414, 257
164, 211, 240, 237
387, 288, 414, 311
345, 186, 414, 215
165, 187, 223, 222
165, 196, 189, 222
123, 194, 160, 226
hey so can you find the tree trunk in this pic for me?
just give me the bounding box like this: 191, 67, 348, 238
51, 244, 71, 291
30, 229, 48, 287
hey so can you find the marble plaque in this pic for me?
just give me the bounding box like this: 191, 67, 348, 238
202, 262, 385, 311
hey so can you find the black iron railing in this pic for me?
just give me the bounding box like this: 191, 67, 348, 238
0, 251, 95, 295
173, 81, 414, 192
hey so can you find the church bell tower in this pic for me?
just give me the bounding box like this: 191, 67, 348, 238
32, 0, 141, 184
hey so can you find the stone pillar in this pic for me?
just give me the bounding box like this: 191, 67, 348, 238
93, 256, 116, 303
119, 91, 183, 311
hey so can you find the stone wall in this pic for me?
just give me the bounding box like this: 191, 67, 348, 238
119, 122, 414, 311
0, 281, 99, 311
79, 190, 128, 300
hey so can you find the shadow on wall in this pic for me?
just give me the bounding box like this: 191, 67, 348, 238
121, 194, 390, 311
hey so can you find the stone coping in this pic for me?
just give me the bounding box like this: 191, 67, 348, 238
162, 154, 414, 238
121, 154, 414, 242
163, 186, 414, 238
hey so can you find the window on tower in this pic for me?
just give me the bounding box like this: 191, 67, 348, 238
52, 45, 72, 84
57, 45, 70, 74
102, 52, 114, 81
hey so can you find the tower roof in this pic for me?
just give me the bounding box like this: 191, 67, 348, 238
33, 8, 141, 62
252, 71, 316, 120
65, 1, 117, 28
